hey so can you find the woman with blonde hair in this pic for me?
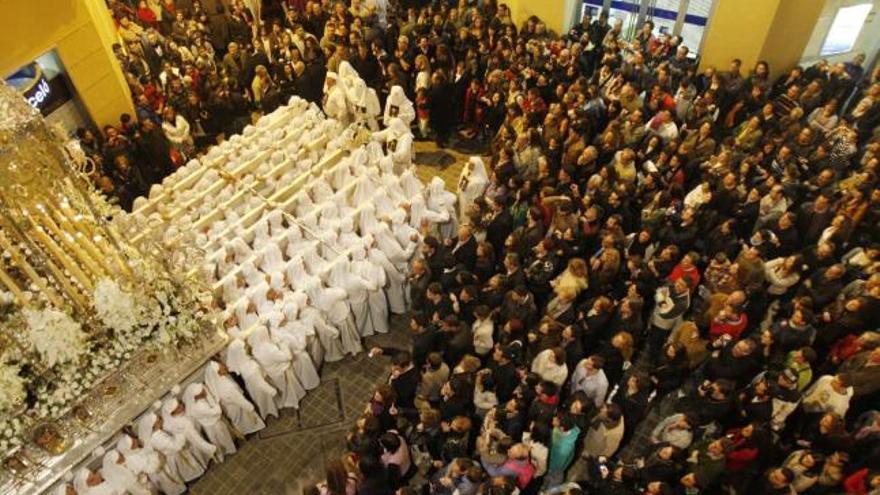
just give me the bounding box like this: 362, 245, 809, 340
668, 321, 709, 368
551, 258, 589, 297
414, 54, 432, 92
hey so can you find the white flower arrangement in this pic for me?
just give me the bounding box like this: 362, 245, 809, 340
93, 278, 139, 333
0, 362, 26, 414
23, 307, 86, 368
0, 416, 26, 453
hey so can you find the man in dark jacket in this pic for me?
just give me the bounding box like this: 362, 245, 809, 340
448, 224, 477, 272
485, 197, 513, 260
133, 119, 175, 185
293, 61, 325, 105
429, 71, 455, 147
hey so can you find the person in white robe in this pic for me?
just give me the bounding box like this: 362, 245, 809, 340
51, 474, 75, 495
269, 307, 321, 390
303, 277, 362, 356
233, 298, 260, 331
148, 417, 205, 484
426, 177, 458, 240
319, 202, 342, 233
408, 195, 448, 236
327, 254, 375, 337
267, 211, 286, 239
216, 246, 238, 279
374, 193, 408, 226
351, 245, 390, 334
101, 449, 151, 495
367, 219, 412, 270
298, 297, 345, 363
349, 78, 382, 131
248, 325, 306, 409
183, 383, 237, 461
258, 242, 286, 273
365, 234, 408, 314
251, 218, 272, 249
322, 72, 351, 126
337, 61, 361, 97
295, 191, 317, 217
351, 178, 381, 211
230, 238, 252, 264
241, 260, 266, 288
380, 163, 408, 204
246, 282, 277, 318
311, 177, 336, 208
204, 361, 266, 435
399, 169, 423, 201
338, 214, 362, 248
372, 117, 414, 174
285, 226, 309, 258
329, 159, 354, 191
221, 273, 246, 307
121, 434, 182, 494
225, 338, 279, 419
383, 85, 416, 127
73, 467, 115, 495
161, 396, 216, 468
457, 157, 489, 222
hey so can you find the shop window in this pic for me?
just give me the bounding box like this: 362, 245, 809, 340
820, 3, 873, 56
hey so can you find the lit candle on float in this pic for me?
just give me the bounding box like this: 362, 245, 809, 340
76, 232, 112, 276
0, 266, 26, 304
94, 234, 132, 277
40, 256, 90, 312
34, 205, 107, 278
56, 197, 130, 276
31, 226, 93, 292
0, 231, 65, 309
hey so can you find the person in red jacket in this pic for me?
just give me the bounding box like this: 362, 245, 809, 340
710, 303, 749, 341
843, 467, 880, 494
668, 253, 701, 292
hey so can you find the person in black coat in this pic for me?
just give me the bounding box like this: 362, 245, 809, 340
491, 345, 520, 404
429, 71, 456, 147
448, 225, 477, 272
133, 119, 175, 185
613, 373, 653, 432
485, 197, 514, 260
110, 154, 148, 211
357, 455, 393, 495
702, 338, 762, 388
388, 351, 420, 419
423, 283, 453, 325
294, 60, 325, 105
351, 43, 383, 91
439, 315, 473, 368
422, 236, 453, 283
408, 259, 432, 314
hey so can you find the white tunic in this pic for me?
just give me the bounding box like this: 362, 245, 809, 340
248, 326, 306, 409
384, 85, 416, 127
183, 383, 237, 460
161, 398, 217, 469
204, 361, 266, 435
225, 339, 279, 419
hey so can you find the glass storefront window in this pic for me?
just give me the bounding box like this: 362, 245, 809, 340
820, 3, 873, 56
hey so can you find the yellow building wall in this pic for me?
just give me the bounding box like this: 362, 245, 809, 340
760, 0, 826, 76
506, 0, 573, 36
698, 0, 780, 73
699, 0, 824, 78
0, 0, 134, 128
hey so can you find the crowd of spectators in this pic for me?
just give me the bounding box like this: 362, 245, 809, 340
92, 0, 880, 494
